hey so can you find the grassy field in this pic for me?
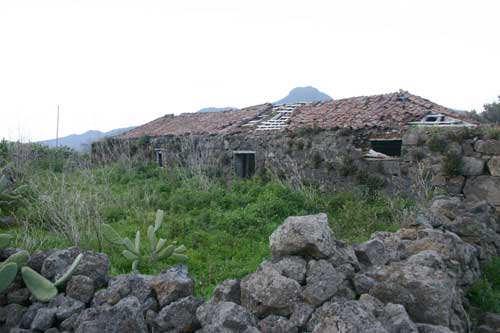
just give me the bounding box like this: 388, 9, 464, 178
2, 146, 413, 296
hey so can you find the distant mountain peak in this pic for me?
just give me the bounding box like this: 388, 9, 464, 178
273, 86, 332, 105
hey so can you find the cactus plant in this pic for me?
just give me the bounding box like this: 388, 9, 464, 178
21, 253, 83, 302
0, 232, 83, 302
102, 209, 188, 273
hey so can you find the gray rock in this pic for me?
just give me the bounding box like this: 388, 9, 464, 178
358, 294, 384, 317
487, 156, 500, 176
154, 296, 203, 332
149, 265, 194, 307
302, 259, 345, 306
41, 247, 80, 280
7, 288, 30, 305
405, 229, 480, 287
483, 312, 500, 329
416, 323, 454, 333
354, 239, 387, 267
50, 295, 85, 322
463, 175, 500, 210
0, 303, 27, 328
92, 274, 153, 307
45, 328, 60, 333
27, 249, 55, 273
75, 296, 148, 333
72, 250, 110, 288
306, 300, 387, 333
328, 240, 360, 271
196, 301, 258, 332
353, 273, 377, 295
289, 302, 314, 328
378, 303, 418, 333
262, 256, 307, 284
20, 302, 44, 329
269, 213, 335, 259
31, 307, 57, 331
369, 252, 468, 332
461, 156, 485, 176
259, 315, 298, 333
474, 140, 500, 155
240, 265, 302, 317
66, 275, 95, 304
212, 279, 241, 304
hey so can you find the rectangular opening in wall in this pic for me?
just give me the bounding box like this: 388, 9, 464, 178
233, 151, 255, 178
155, 150, 164, 167
370, 140, 402, 157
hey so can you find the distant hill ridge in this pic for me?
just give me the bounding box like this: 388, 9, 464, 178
38, 127, 134, 152
197, 86, 332, 112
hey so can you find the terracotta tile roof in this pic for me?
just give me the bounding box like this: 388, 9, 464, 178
288, 91, 476, 130
120, 91, 477, 139
120, 104, 272, 139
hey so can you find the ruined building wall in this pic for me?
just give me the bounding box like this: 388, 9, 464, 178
92, 126, 500, 211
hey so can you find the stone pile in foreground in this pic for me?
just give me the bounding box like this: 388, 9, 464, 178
1, 196, 499, 332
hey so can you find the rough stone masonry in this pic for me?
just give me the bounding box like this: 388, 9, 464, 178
1, 195, 500, 332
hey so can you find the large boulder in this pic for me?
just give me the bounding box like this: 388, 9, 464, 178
369, 251, 468, 332
461, 156, 485, 176
149, 265, 194, 308
405, 229, 480, 286
354, 239, 388, 267
41, 248, 109, 288
196, 301, 259, 332
154, 296, 203, 332
474, 140, 500, 155
75, 296, 148, 333
240, 265, 302, 317
302, 260, 345, 306
487, 156, 500, 176
261, 256, 307, 284
463, 175, 500, 210
269, 213, 335, 259
306, 300, 388, 333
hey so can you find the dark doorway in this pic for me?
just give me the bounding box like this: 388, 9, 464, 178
156, 151, 163, 167
233, 151, 255, 178
370, 140, 402, 157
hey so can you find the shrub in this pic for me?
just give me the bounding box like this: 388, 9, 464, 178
337, 153, 356, 176
467, 257, 500, 314
441, 152, 463, 177
427, 133, 448, 153
310, 151, 323, 169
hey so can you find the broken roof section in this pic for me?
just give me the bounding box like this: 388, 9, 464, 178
119, 91, 477, 139
121, 104, 272, 139
289, 91, 476, 131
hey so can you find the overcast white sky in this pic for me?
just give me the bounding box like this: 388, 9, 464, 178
1, 0, 499, 141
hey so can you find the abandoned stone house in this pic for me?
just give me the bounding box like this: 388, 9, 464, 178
93, 90, 500, 210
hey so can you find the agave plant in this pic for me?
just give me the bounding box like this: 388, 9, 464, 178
0, 233, 82, 302
102, 209, 188, 273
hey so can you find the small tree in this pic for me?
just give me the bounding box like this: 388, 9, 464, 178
482, 96, 500, 124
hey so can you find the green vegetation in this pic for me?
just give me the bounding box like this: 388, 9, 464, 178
441, 152, 463, 177
1, 158, 412, 296
427, 133, 448, 153
0, 232, 81, 302
468, 257, 500, 313
102, 209, 188, 273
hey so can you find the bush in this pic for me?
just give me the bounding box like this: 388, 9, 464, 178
468, 257, 500, 314
427, 133, 448, 153
441, 152, 463, 177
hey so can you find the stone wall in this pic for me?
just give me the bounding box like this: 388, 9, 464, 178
92, 126, 500, 209
401, 127, 500, 213
1, 195, 499, 332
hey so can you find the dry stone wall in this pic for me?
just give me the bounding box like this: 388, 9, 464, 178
1, 195, 499, 332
